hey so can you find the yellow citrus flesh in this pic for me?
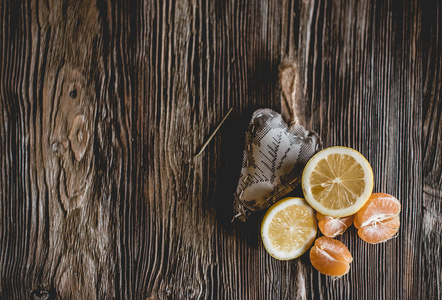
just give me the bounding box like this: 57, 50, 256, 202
302, 147, 374, 217
261, 198, 317, 260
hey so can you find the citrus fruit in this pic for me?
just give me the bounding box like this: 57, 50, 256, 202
310, 236, 353, 276
316, 212, 354, 238
354, 193, 401, 244
261, 197, 317, 260
302, 146, 374, 217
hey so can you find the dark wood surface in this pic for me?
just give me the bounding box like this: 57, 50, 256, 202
0, 0, 441, 299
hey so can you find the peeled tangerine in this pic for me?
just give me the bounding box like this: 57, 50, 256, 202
310, 236, 353, 276
316, 212, 354, 238
354, 193, 401, 244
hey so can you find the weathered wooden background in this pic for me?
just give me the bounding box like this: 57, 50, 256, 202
0, 0, 441, 299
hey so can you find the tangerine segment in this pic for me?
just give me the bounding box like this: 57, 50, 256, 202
316, 212, 354, 238
354, 193, 401, 244
357, 215, 400, 244
310, 236, 353, 276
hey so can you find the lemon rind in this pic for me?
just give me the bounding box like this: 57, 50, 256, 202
302, 146, 374, 217
261, 197, 317, 260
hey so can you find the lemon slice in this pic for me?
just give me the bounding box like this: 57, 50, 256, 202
302, 146, 374, 217
261, 197, 317, 260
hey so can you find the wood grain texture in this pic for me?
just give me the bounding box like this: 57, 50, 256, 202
0, 0, 440, 299
421, 1, 442, 299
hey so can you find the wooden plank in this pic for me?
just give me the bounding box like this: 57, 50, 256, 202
298, 0, 426, 299
0, 0, 440, 299
0, 0, 131, 298
421, 0, 442, 298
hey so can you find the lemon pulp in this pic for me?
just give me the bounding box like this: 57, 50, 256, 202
261, 198, 317, 260
302, 147, 373, 217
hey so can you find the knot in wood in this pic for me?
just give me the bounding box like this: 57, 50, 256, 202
68, 114, 89, 161
50, 141, 64, 156
30, 289, 53, 300
69, 89, 77, 98
42, 65, 95, 212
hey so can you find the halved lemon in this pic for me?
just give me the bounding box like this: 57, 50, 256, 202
261, 197, 317, 260
302, 146, 374, 217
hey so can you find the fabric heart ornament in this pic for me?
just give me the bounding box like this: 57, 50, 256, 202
233, 61, 322, 221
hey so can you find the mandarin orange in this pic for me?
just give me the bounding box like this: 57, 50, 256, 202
310, 236, 353, 276
354, 193, 401, 244
316, 212, 354, 238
